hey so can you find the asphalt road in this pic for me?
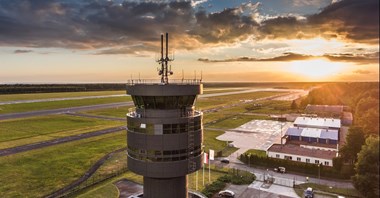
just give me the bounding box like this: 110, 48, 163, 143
212, 159, 354, 189
0, 126, 126, 157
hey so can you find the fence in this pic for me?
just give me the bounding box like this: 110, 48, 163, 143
55, 166, 128, 198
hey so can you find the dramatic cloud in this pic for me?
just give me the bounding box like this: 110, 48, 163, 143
259, 0, 379, 44
198, 52, 379, 64
0, 0, 378, 54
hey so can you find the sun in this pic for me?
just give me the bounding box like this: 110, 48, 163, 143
290, 59, 344, 79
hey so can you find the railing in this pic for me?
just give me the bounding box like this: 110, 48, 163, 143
127, 79, 202, 85
127, 109, 202, 118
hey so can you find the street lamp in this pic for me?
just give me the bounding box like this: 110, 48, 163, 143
248, 154, 251, 167
318, 163, 321, 184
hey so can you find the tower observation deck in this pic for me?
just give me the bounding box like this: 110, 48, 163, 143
126, 33, 203, 198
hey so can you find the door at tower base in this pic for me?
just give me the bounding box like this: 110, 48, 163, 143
143, 176, 187, 198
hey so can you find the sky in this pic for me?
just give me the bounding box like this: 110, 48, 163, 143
0, 0, 379, 83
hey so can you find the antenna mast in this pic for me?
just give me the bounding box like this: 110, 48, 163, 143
157, 32, 174, 84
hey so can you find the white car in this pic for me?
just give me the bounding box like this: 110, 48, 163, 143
218, 190, 235, 197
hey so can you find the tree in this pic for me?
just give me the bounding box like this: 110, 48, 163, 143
357, 108, 379, 136
339, 126, 365, 164
290, 100, 298, 110
352, 136, 379, 198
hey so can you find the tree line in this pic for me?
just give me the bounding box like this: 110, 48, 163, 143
0, 84, 126, 94
300, 82, 379, 197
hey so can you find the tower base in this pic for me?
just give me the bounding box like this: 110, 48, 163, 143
143, 176, 187, 198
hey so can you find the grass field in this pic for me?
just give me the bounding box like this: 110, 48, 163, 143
0, 96, 131, 114
243, 149, 267, 158
0, 115, 124, 149
207, 114, 268, 129
0, 131, 126, 198
197, 91, 285, 111
83, 106, 133, 118
245, 100, 296, 114
0, 91, 126, 102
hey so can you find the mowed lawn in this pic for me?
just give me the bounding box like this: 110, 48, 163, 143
0, 96, 131, 114
197, 91, 286, 110
0, 115, 124, 149
0, 131, 126, 198
83, 105, 133, 118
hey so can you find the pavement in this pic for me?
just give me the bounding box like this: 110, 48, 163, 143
216, 120, 293, 164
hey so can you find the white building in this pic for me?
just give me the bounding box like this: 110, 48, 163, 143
267, 144, 337, 167
266, 116, 342, 167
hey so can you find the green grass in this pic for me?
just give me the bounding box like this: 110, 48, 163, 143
77, 183, 119, 198
207, 114, 268, 129
0, 96, 131, 114
0, 131, 126, 198
203, 129, 230, 155
188, 165, 229, 191
243, 149, 267, 158
245, 100, 297, 114
0, 90, 126, 102
197, 91, 286, 111
0, 115, 124, 149
294, 183, 362, 198
202, 88, 248, 94
84, 106, 133, 118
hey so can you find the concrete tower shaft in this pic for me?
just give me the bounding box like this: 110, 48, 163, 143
126, 83, 203, 198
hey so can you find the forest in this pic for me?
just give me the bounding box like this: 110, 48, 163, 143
300, 82, 379, 197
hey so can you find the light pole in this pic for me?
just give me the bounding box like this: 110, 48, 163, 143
318, 163, 321, 185
248, 154, 251, 167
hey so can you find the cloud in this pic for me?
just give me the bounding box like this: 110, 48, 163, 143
0, 0, 378, 55
353, 69, 372, 74
13, 49, 33, 54
258, 0, 379, 44
198, 52, 379, 64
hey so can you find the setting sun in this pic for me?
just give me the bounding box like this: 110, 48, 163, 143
290, 59, 345, 79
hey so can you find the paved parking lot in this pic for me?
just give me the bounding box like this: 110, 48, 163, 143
216, 120, 293, 160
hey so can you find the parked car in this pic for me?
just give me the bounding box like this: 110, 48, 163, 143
304, 187, 314, 198
218, 190, 235, 198
221, 158, 230, 164
274, 166, 286, 173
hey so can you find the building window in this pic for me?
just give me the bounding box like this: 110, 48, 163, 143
276, 154, 280, 158
297, 157, 301, 161
315, 160, 320, 164
306, 159, 310, 163
324, 161, 329, 166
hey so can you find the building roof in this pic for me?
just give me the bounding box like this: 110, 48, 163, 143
268, 144, 337, 160
286, 127, 302, 136
301, 128, 321, 138
320, 130, 339, 140
294, 117, 341, 129
305, 105, 343, 113
285, 127, 339, 140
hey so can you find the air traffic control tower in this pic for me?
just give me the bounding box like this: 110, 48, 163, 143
126, 33, 203, 198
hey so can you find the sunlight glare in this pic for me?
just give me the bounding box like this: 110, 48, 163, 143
290, 59, 344, 79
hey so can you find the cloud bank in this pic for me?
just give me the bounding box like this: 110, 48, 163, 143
0, 0, 378, 54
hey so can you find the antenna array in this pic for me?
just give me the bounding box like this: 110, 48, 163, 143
157, 33, 174, 84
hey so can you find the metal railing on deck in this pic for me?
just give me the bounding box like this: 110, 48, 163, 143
127, 79, 202, 85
